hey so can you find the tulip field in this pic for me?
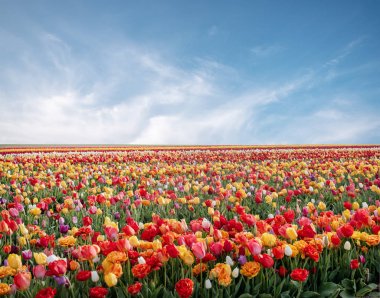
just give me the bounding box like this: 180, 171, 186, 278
0, 145, 380, 298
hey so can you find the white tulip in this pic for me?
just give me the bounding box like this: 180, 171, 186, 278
202, 218, 211, 229
205, 279, 212, 289
46, 254, 59, 264
322, 236, 329, 247
232, 267, 239, 278
284, 245, 293, 256
226, 256, 234, 266
91, 271, 99, 282
138, 257, 146, 264
344, 241, 352, 251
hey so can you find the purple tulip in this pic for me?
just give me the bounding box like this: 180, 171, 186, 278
54, 275, 69, 286
238, 255, 247, 265
59, 224, 70, 234
22, 250, 33, 260
114, 212, 121, 220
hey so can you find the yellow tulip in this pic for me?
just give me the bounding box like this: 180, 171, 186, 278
286, 227, 298, 240
7, 254, 22, 269
34, 253, 47, 265
104, 273, 118, 287
261, 233, 276, 247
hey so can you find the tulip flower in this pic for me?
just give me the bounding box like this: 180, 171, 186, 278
284, 245, 293, 257
344, 241, 352, 251
14, 271, 31, 291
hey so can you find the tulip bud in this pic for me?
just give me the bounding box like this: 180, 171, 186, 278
344, 241, 352, 251
232, 267, 239, 278
104, 273, 118, 287
284, 245, 292, 257
205, 279, 212, 289
225, 256, 234, 266
91, 271, 99, 282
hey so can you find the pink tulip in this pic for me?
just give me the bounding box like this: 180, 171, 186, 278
33, 265, 47, 279
210, 242, 223, 256
247, 239, 262, 256
191, 242, 206, 260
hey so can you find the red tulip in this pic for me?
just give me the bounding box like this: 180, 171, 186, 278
175, 278, 194, 298
89, 287, 108, 298
128, 282, 142, 296
35, 287, 57, 298
350, 259, 359, 270
210, 242, 223, 256
14, 271, 31, 291
166, 244, 180, 258
47, 259, 67, 276
76, 270, 91, 281
290, 268, 309, 282
255, 254, 274, 268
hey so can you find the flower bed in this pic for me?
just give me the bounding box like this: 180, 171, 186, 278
0, 146, 379, 297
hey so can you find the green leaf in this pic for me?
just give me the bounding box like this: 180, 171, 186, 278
152, 285, 163, 298
281, 291, 292, 298
275, 279, 287, 297
356, 283, 379, 297
238, 294, 254, 298
341, 279, 355, 291
339, 290, 356, 298
244, 282, 251, 293
301, 291, 320, 298
369, 291, 380, 297
319, 282, 341, 297
291, 280, 301, 288
259, 294, 273, 298
234, 277, 243, 296
252, 283, 262, 295
329, 267, 340, 280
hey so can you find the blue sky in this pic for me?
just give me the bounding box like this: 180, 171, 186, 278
1, 0, 379, 144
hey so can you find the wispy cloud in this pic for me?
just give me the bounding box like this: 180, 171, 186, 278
0, 28, 378, 144
324, 37, 366, 68
250, 45, 284, 57
0, 30, 312, 144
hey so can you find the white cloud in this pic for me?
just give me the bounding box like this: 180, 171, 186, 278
0, 30, 378, 145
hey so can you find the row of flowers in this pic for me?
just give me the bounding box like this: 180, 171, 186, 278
0, 147, 379, 297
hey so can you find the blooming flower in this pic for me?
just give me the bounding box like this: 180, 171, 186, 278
240, 261, 261, 278
175, 278, 194, 298
13, 271, 31, 291
290, 268, 309, 282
